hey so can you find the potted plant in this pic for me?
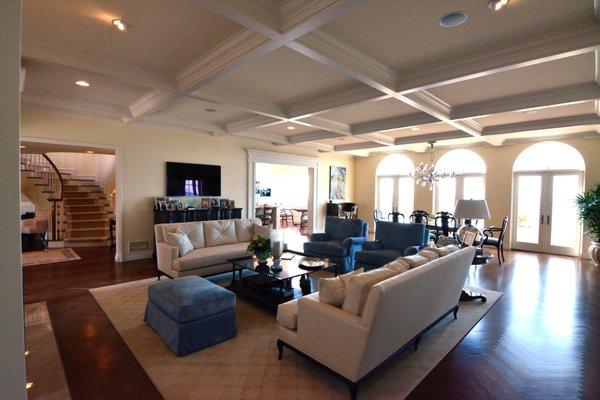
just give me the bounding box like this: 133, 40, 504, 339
576, 183, 600, 266
247, 235, 272, 272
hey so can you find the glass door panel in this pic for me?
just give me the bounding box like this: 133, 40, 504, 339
377, 177, 394, 217
397, 177, 414, 219
436, 177, 456, 213
463, 176, 485, 200
548, 174, 582, 255
514, 175, 543, 246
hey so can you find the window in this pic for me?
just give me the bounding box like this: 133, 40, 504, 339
434, 149, 486, 214
376, 155, 414, 219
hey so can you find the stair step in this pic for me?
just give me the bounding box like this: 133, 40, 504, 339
64, 236, 110, 242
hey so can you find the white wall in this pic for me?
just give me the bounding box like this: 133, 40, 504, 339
255, 163, 309, 208
48, 152, 116, 194
0, 1, 27, 398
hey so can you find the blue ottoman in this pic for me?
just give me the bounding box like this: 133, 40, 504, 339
144, 276, 236, 356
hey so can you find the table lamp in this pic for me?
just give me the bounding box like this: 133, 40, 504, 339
454, 199, 490, 246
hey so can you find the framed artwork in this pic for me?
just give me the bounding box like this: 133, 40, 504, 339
329, 166, 347, 200
210, 198, 219, 208
462, 230, 477, 247
201, 198, 210, 208
228, 199, 235, 208
220, 199, 229, 208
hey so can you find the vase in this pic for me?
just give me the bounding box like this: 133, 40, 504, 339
589, 242, 600, 266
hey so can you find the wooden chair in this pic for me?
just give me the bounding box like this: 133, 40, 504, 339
280, 208, 293, 226
482, 216, 509, 265
262, 207, 274, 226
409, 210, 430, 225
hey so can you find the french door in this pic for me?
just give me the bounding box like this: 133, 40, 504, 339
512, 171, 583, 256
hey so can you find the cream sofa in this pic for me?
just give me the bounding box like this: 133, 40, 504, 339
155, 218, 264, 278
276, 246, 477, 400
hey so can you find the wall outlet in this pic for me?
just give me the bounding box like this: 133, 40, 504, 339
128, 240, 151, 252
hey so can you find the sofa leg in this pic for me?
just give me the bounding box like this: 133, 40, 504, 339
277, 339, 284, 360
453, 305, 459, 319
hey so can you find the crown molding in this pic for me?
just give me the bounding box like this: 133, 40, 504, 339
226, 115, 281, 133
482, 114, 600, 136
200, 0, 281, 39
351, 112, 439, 135
142, 115, 225, 135
128, 89, 176, 120
22, 91, 131, 121
393, 131, 471, 146
334, 140, 386, 152
501, 130, 600, 145
287, 130, 343, 144
21, 39, 176, 91
189, 88, 287, 119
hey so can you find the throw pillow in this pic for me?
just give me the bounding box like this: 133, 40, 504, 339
424, 245, 451, 257
400, 254, 429, 269
418, 249, 439, 261
342, 268, 398, 315
165, 229, 194, 257
383, 258, 409, 273
253, 223, 271, 240
444, 244, 461, 253
318, 268, 364, 307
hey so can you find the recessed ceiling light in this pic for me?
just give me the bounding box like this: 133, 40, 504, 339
411, 127, 420, 131
523, 110, 538, 115
75, 80, 90, 87
439, 11, 469, 28
286, 126, 296, 130
26, 382, 34, 390
488, 0, 509, 11
85, 150, 94, 154
20, 145, 26, 149
112, 18, 128, 31
204, 108, 216, 112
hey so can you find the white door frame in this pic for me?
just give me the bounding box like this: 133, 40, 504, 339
246, 149, 318, 234
511, 169, 584, 256
21, 136, 125, 261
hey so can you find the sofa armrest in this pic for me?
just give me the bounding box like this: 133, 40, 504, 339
403, 245, 420, 256
310, 233, 331, 242
156, 241, 178, 271
362, 240, 383, 251
296, 295, 369, 382
342, 236, 366, 249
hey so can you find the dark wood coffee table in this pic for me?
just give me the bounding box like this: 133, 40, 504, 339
460, 249, 492, 303
227, 251, 338, 309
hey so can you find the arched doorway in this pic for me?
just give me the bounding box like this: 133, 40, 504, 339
375, 154, 414, 220
512, 141, 585, 256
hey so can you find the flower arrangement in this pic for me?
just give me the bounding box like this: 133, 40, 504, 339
247, 235, 271, 261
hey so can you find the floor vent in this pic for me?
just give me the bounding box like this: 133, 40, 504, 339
129, 240, 151, 252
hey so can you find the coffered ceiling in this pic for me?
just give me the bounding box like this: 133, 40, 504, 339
20, 0, 600, 155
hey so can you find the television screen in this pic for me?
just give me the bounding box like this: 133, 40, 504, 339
166, 162, 221, 196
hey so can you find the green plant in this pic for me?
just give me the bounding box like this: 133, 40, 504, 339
247, 235, 271, 260
576, 183, 600, 242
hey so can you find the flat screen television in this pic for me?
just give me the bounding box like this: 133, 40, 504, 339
166, 162, 221, 196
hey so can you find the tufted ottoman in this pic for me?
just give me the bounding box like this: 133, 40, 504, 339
144, 276, 236, 356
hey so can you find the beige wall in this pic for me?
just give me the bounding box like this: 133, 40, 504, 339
0, 1, 27, 398
355, 137, 600, 256
21, 105, 355, 260
255, 163, 310, 208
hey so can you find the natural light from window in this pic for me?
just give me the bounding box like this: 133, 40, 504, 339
376, 154, 414, 219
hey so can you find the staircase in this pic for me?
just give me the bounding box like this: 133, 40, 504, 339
20, 153, 114, 247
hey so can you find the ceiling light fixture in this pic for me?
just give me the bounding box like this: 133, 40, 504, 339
85, 150, 94, 154
75, 80, 90, 87
439, 11, 469, 28
286, 126, 295, 130
488, 0, 509, 11
26, 382, 34, 390
523, 110, 538, 115
20, 145, 26, 149
410, 141, 459, 190
112, 18, 128, 31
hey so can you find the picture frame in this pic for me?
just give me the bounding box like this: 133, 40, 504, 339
210, 198, 219, 208
220, 199, 229, 208
462, 230, 477, 247
201, 198, 210, 209
228, 199, 235, 208
166, 203, 176, 211
158, 200, 166, 211
329, 166, 347, 200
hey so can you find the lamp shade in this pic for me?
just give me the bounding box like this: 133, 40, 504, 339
454, 199, 490, 220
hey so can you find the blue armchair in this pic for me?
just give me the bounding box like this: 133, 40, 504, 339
354, 221, 429, 270
303, 216, 368, 273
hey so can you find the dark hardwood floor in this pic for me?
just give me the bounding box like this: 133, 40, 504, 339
23, 246, 599, 399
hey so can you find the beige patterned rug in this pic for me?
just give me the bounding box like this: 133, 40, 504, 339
91, 278, 501, 400
22, 248, 81, 266
24, 302, 72, 400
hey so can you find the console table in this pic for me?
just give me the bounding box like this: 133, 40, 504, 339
153, 208, 243, 224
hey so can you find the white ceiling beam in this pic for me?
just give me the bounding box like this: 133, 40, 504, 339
280, 1, 367, 36
141, 115, 225, 135
396, 23, 600, 94
21, 39, 177, 92
22, 91, 131, 121
481, 114, 600, 136
226, 115, 281, 134
351, 112, 438, 135
288, 130, 344, 144
200, 0, 281, 39
393, 131, 471, 146
334, 141, 386, 152
189, 88, 287, 119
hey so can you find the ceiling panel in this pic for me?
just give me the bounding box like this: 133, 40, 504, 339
319, 97, 416, 125
429, 53, 595, 105
22, 59, 147, 106
22, 0, 242, 76
204, 47, 363, 105
382, 122, 456, 139
322, 0, 593, 72
475, 101, 595, 126
154, 96, 254, 125
317, 136, 367, 146
256, 122, 315, 136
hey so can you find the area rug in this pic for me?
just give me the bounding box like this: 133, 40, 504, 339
24, 302, 72, 400
91, 278, 501, 400
22, 248, 81, 266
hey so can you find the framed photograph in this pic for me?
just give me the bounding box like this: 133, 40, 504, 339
220, 199, 229, 208
166, 203, 176, 211
462, 230, 477, 247
228, 199, 235, 208
158, 200, 166, 211
210, 198, 219, 208
329, 166, 347, 200
201, 198, 210, 208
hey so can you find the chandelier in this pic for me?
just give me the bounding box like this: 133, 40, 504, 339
410, 141, 458, 190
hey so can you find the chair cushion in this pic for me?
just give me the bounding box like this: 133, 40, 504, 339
375, 221, 426, 250
304, 240, 347, 257
162, 222, 205, 249
418, 250, 439, 261
147, 276, 235, 323
203, 220, 238, 247
342, 268, 398, 315
165, 229, 194, 257
355, 249, 403, 267
324, 216, 366, 241
382, 258, 410, 273
173, 242, 251, 271
483, 237, 500, 246
277, 299, 298, 330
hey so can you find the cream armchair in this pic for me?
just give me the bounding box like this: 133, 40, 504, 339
276, 246, 476, 400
